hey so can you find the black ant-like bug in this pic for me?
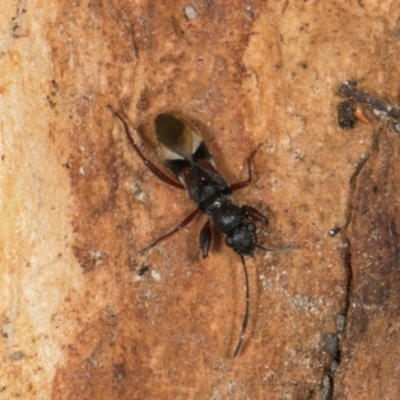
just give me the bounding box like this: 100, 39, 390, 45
108, 107, 298, 356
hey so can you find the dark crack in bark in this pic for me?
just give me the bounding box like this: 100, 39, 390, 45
330, 125, 383, 398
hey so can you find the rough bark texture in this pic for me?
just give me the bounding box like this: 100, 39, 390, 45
0, 0, 399, 399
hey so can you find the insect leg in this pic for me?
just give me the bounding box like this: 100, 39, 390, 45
141, 208, 201, 252
233, 254, 250, 357
108, 106, 185, 189
199, 219, 212, 259
242, 205, 268, 225
230, 144, 261, 192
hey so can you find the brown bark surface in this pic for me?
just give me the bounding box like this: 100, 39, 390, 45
0, 1, 399, 399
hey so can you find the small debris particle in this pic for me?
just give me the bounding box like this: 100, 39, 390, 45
321, 374, 333, 400
373, 108, 387, 117
137, 266, 149, 276
11, 351, 23, 361
151, 269, 162, 282
184, 6, 198, 20
354, 108, 372, 124
323, 333, 339, 358
337, 314, 346, 333
328, 226, 341, 237
331, 360, 339, 373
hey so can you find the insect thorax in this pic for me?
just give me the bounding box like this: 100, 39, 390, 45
207, 200, 245, 235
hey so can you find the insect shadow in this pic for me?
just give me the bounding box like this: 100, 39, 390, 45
108, 106, 299, 356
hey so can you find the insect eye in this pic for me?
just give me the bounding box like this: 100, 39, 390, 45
247, 222, 256, 232
225, 236, 234, 247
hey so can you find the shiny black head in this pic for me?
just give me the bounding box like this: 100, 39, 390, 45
225, 222, 257, 256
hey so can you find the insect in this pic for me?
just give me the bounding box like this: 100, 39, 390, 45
108, 107, 299, 356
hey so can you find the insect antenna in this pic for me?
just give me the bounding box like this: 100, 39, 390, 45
233, 245, 299, 357
257, 244, 299, 253
233, 254, 250, 357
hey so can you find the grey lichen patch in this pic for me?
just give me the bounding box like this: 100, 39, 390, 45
290, 294, 324, 313
11, 351, 23, 361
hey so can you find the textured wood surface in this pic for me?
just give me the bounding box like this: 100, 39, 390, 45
1, 1, 399, 399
